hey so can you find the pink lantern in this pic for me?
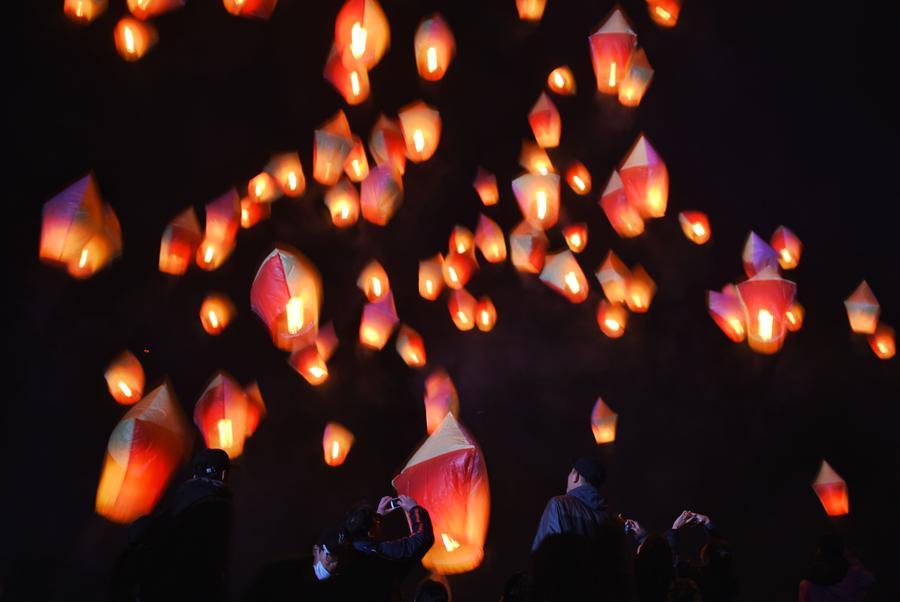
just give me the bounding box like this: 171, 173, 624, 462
419, 254, 445, 301
473, 168, 499, 206
475, 214, 507, 263
323, 422, 355, 467
678, 211, 711, 244
770, 226, 802, 270
359, 291, 399, 349
223, 0, 277, 19
415, 13, 455, 81
519, 141, 555, 176
194, 372, 263, 459
334, 0, 390, 70
64, 0, 107, 24
595, 251, 630, 304
812, 460, 849, 516
566, 162, 592, 195
742, 231, 780, 278
323, 44, 370, 106
289, 345, 329, 385
159, 207, 201, 275
625, 265, 656, 313
591, 397, 618, 443
844, 281, 880, 334
707, 284, 746, 343
357, 260, 390, 302
266, 152, 306, 197
314, 112, 354, 186
528, 93, 561, 148
512, 173, 560, 230
597, 300, 628, 338
540, 251, 589, 303
197, 189, 240, 272
114, 17, 157, 62
509, 221, 548, 273
563, 224, 588, 253
396, 325, 427, 368
361, 165, 403, 226
442, 251, 477, 290
127, 0, 183, 20
449, 226, 474, 255
241, 198, 270, 229
547, 66, 576, 95
600, 171, 645, 238
516, 0, 547, 21
424, 369, 459, 434
325, 179, 361, 228
369, 115, 407, 175
345, 137, 370, 183
647, 0, 682, 27
398, 101, 442, 163
448, 289, 477, 331
735, 267, 797, 354
618, 47, 654, 107
869, 324, 896, 360
476, 297, 497, 332
589, 8, 637, 94
619, 135, 668, 218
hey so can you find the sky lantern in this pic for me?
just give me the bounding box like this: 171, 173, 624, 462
647, 0, 682, 27
519, 141, 555, 176
251, 247, 322, 352
510, 220, 548, 273
563, 224, 588, 253
625, 265, 656, 313
114, 17, 157, 62
240, 197, 270, 229
324, 44, 370, 106
566, 162, 592, 195
742, 231, 780, 278
812, 460, 849, 517
597, 300, 628, 338
323, 422, 355, 467
393, 413, 490, 574
448, 289, 477, 331
736, 267, 797, 354
547, 66, 576, 95
266, 152, 306, 197
449, 226, 474, 255
200, 294, 235, 336
223, 0, 278, 19
595, 251, 630, 304
361, 165, 404, 225
540, 251, 589, 303
785, 302, 804, 332
516, 0, 547, 21
324, 178, 361, 228
334, 0, 390, 70
357, 260, 390, 302
126, 0, 183, 20
475, 297, 497, 332
159, 207, 201, 275
415, 13, 455, 81
194, 372, 264, 459
197, 188, 240, 271
600, 171, 645, 238
707, 284, 746, 343
528, 93, 561, 148
844, 281, 880, 334
289, 344, 329, 385
475, 214, 507, 263
589, 8, 637, 94
591, 397, 618, 444
95, 383, 190, 524
512, 173, 560, 230
424, 369, 459, 435
678, 211, 711, 244
869, 324, 896, 360
473, 168, 499, 206
442, 251, 477, 290
419, 254, 445, 301
105, 350, 145, 405
770, 226, 802, 270
619, 135, 668, 218
315, 322, 340, 362
64, 0, 107, 24
64, 204, 121, 280
369, 115, 407, 175
314, 112, 354, 186
360, 291, 399, 349
618, 47, 654, 107
247, 172, 280, 204
345, 137, 370, 183
398, 101, 442, 163
396, 325, 427, 368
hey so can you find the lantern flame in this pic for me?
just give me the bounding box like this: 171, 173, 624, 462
286, 298, 304, 335
217, 419, 234, 450
565, 272, 581, 294
208, 310, 219, 330
124, 26, 136, 55
427, 46, 438, 72
609, 62, 617, 88
758, 309, 774, 341
350, 71, 361, 96
536, 191, 547, 219
351, 22, 368, 59
118, 381, 133, 398
413, 129, 425, 152
442, 533, 461, 552
78, 248, 89, 269
332, 440, 340, 460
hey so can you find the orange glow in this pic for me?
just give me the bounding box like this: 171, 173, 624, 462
196, 188, 240, 271
266, 152, 306, 197
419, 254, 445, 301
770, 225, 802, 270
597, 300, 628, 339
127, 0, 183, 20
64, 0, 107, 23
251, 247, 322, 351
591, 397, 619, 443
476, 297, 497, 332
595, 251, 631, 304
114, 18, 157, 62
223, 0, 277, 19
334, 0, 390, 69
344, 137, 370, 182
528, 93, 561, 148
785, 302, 804, 332
105, 350, 145, 405
547, 66, 576, 95
812, 460, 849, 516
314, 112, 354, 186
248, 172, 280, 204
566, 162, 592, 195
159, 207, 202, 275
397, 325, 427, 367
618, 47, 654, 107
323, 422, 355, 467
736, 268, 797, 354
448, 289, 477, 331
600, 171, 645, 238
510, 220, 548, 273
415, 14, 455, 81
512, 173, 560, 230
285, 297, 305, 335
473, 167, 499, 206
563, 223, 588, 253
844, 280, 880, 334
424, 369, 459, 434
707, 284, 747, 343
449, 226, 474, 255
323, 44, 371, 105
647, 0, 682, 27
399, 101, 442, 162
540, 251, 589, 303
620, 135, 669, 218
678, 211, 711, 244
217, 419, 234, 450
474, 214, 507, 263
240, 196, 269, 228
324, 178, 361, 228
361, 165, 404, 226
519, 140, 555, 176
442, 251, 477, 290
357, 260, 390, 302
516, 0, 547, 21
195, 372, 263, 459
200, 294, 235, 335
369, 115, 407, 175
359, 292, 399, 349
625, 265, 656, 313
869, 324, 896, 359
589, 8, 637, 94
289, 345, 329, 385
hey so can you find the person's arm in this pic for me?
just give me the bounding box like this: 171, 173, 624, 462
374, 496, 434, 561
531, 498, 563, 552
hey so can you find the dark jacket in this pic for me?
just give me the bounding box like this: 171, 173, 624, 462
532, 485, 611, 551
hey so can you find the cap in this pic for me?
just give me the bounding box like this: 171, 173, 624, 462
192, 448, 232, 478
316, 528, 345, 555
573, 456, 606, 488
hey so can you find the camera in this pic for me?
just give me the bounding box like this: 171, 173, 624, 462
387, 497, 402, 510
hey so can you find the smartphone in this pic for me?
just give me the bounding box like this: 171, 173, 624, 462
388, 497, 402, 510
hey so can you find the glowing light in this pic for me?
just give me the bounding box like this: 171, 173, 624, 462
758, 309, 774, 341
604, 318, 620, 332
117, 381, 133, 398
352, 160, 361, 177
124, 25, 136, 55
208, 310, 220, 330
481, 310, 490, 326
781, 249, 792, 264
255, 180, 265, 199
217, 419, 234, 450
442, 533, 461, 552
457, 311, 469, 324
426, 279, 434, 294
204, 245, 215, 264
287, 172, 297, 191
340, 203, 350, 219
656, 6, 671, 20
692, 223, 705, 237
536, 190, 547, 220
413, 129, 425, 153
573, 176, 586, 191
350, 22, 367, 59
608, 62, 616, 88
553, 72, 564, 88
350, 71, 361, 96
309, 365, 326, 379
631, 294, 643, 310
427, 46, 438, 72
332, 440, 340, 460
78, 248, 89, 269
570, 234, 582, 247
564, 272, 580, 294
372, 277, 382, 297
729, 319, 744, 337
286, 297, 304, 335
447, 266, 459, 283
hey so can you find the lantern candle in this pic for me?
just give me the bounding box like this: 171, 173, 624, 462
707, 284, 746, 343
512, 173, 560, 230
396, 325, 427, 367
344, 137, 370, 183
540, 251, 589, 303
785, 302, 804, 332
510, 221, 548, 273
678, 211, 711, 244
844, 281, 880, 334
647, 0, 682, 28
869, 324, 895, 359
449, 226, 474, 255
442, 251, 477, 290
528, 93, 561, 148
473, 168, 499, 206
314, 112, 354, 186
735, 267, 797, 354
589, 8, 637, 94
566, 162, 592, 195
742, 231, 781, 278
197, 189, 240, 271
419, 254, 445, 301
223, 0, 277, 19
357, 260, 390, 302
359, 292, 399, 349
595, 251, 631, 304
625, 265, 656, 313
424, 369, 459, 434
516, 0, 547, 21
597, 300, 628, 338
591, 397, 619, 443
324, 44, 370, 105
812, 460, 849, 516
474, 214, 507, 263
361, 166, 403, 226
415, 14, 455, 81
563, 224, 588, 253
475, 297, 497, 332
200, 294, 235, 335
600, 171, 644, 238
266, 152, 306, 197
619, 135, 668, 218
323, 422, 355, 467
64, 0, 107, 23
448, 289, 477, 331
369, 115, 407, 175
105, 350, 145, 405
618, 47, 654, 107
114, 17, 157, 62
398, 101, 442, 163
240, 198, 270, 229
289, 345, 329, 385
547, 66, 576, 95
519, 141, 555, 176
247, 172, 280, 204
770, 225, 802, 270
126, 0, 184, 20
159, 207, 202, 275
324, 179, 361, 228
334, 0, 390, 69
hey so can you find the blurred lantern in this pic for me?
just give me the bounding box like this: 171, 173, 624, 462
475, 214, 507, 263
369, 115, 407, 175
566, 162, 592, 195
564, 224, 588, 253
397, 325, 427, 367
323, 422, 355, 467
65, 0, 107, 23
516, 0, 546, 21
241, 197, 270, 229
266, 152, 306, 197
844, 281, 880, 334
590, 397, 618, 443
595, 251, 630, 304
399, 101, 442, 163
540, 251, 589, 303
442, 251, 477, 290
324, 44, 370, 105
449, 226, 474, 255
159, 207, 201, 275
473, 168, 500, 206
195, 372, 263, 459
707, 284, 746, 343
105, 350, 145, 405
424, 369, 459, 434
678, 211, 710, 244
415, 14, 455, 81
325, 179, 361, 228
448, 289, 477, 331
314, 112, 354, 186
197, 189, 240, 271
95, 382, 190, 523
251, 247, 322, 352
334, 0, 390, 70
475, 297, 497, 332
600, 171, 645, 238
315, 322, 340, 362
247, 172, 280, 204
244, 382, 267, 436
625, 265, 656, 313
289, 345, 329, 385
547, 66, 576, 95
512, 173, 560, 230
223, 0, 277, 19
589, 8, 637, 94
127, 0, 183, 20
735, 267, 797, 354
770, 226, 802, 270
785, 302, 804, 332
618, 47, 653, 107
519, 141, 555, 176
742, 231, 780, 278
361, 165, 403, 225
869, 324, 896, 360
419, 254, 445, 300
393, 413, 490, 574
360, 291, 399, 349
812, 460, 849, 516
114, 17, 157, 62
619, 135, 668, 218
510, 220, 548, 273
357, 260, 390, 302
597, 300, 628, 338
647, 0, 682, 27
200, 294, 235, 335
528, 93, 561, 148
345, 137, 370, 183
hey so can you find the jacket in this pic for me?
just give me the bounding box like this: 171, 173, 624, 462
532, 484, 611, 551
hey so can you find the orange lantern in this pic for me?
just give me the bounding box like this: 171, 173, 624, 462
195, 372, 264, 459
266, 152, 306, 197
600, 171, 645, 238
519, 141, 555, 176
345, 136, 370, 183
678, 211, 711, 244
448, 289, 477, 331
647, 0, 682, 28
528, 93, 561, 148
114, 17, 157, 62
869, 324, 896, 360
619, 135, 668, 218
512, 173, 560, 230
589, 8, 637, 94
736, 267, 797, 354
64, 0, 107, 24
566, 162, 592, 195
547, 66, 576, 95
369, 115, 407, 175
197, 188, 240, 271
844, 281, 880, 334
247, 172, 280, 204
785, 302, 804, 332
770, 225, 802, 270
625, 265, 656, 313
424, 369, 459, 434
200, 294, 235, 335
742, 231, 780, 278
105, 350, 145, 405
516, 0, 547, 21
289, 345, 329, 385
415, 13, 455, 81
449, 226, 474, 255
597, 300, 628, 338
361, 165, 403, 225
474, 214, 507, 263
812, 460, 849, 517
127, 0, 183, 20
475, 297, 497, 332
393, 413, 490, 574
159, 207, 201, 275
357, 260, 390, 302
468, 169, 497, 208
241, 197, 270, 229
324, 44, 370, 106
442, 251, 477, 290
334, 0, 390, 70
595, 251, 631, 304
618, 47, 654, 107
251, 247, 322, 351
419, 254, 445, 301
324, 178, 361, 228
223, 0, 277, 19
591, 397, 618, 443
563, 224, 588, 253
360, 291, 399, 349
540, 251, 589, 303
95, 382, 190, 524
323, 422, 355, 467
510, 220, 548, 273
397, 325, 427, 367
399, 101, 442, 163
314, 112, 354, 186
707, 284, 746, 343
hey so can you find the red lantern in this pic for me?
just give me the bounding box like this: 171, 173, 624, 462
323, 422, 355, 467
619, 135, 668, 218
314, 112, 354, 186
345, 137, 370, 183
647, 0, 682, 28
707, 284, 746, 343
159, 207, 201, 275
547, 66, 576, 95
289, 345, 329, 385
512, 173, 560, 230
114, 17, 157, 62
769, 225, 802, 270
678, 211, 711, 244
200, 294, 235, 335
625, 265, 656, 313
563, 224, 588, 253
597, 300, 628, 338
360, 291, 399, 349
357, 260, 390, 302
194, 372, 263, 459
248, 171, 279, 206
223, 0, 277, 19
442, 251, 477, 290
510, 220, 548, 273
334, 0, 390, 70
812, 460, 849, 516
241, 198, 270, 229
361, 165, 404, 226
528, 93, 561, 148
415, 13, 455, 81
475, 297, 497, 332
735, 267, 797, 354
595, 251, 630, 304
126, 0, 183, 20
742, 231, 780, 278
475, 214, 507, 263
844, 280, 880, 334
589, 8, 637, 94
591, 397, 618, 443
397, 325, 427, 367
449, 226, 474, 255
324, 44, 370, 106
473, 167, 499, 206
325, 179, 361, 228
618, 47, 654, 107
566, 162, 592, 195
424, 369, 459, 434
64, 0, 107, 24
519, 141, 555, 176
448, 289, 477, 331
369, 115, 407, 175
105, 350, 145, 405
869, 324, 896, 360
419, 254, 444, 301
540, 251, 589, 303
197, 189, 240, 271
266, 152, 305, 197
785, 302, 804, 332
600, 171, 645, 238
399, 101, 442, 163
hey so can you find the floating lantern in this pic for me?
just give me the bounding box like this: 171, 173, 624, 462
785, 302, 804, 332
324, 179, 361, 228
289, 345, 329, 385
200, 294, 235, 335
315, 322, 340, 362
512, 173, 560, 230
345, 137, 370, 183
474, 214, 507, 263
473, 168, 499, 206
589, 8, 637, 94
415, 14, 455, 81
369, 115, 407, 175
399, 101, 442, 163
869, 324, 895, 360
244, 382, 267, 436
393, 413, 490, 574
595, 251, 631, 304
314, 112, 354, 186
600, 171, 645, 238
844, 281, 880, 334
509, 221, 548, 273
419, 254, 445, 301
647, 0, 682, 27
65, 206, 121, 280
265, 152, 305, 197
618, 47, 653, 107
597, 300, 628, 338
357, 260, 390, 302
247, 172, 280, 204
397, 325, 427, 367
95, 383, 190, 524
334, 0, 390, 69
678, 211, 710, 244
424, 369, 459, 434
448, 289, 477, 331
516, 0, 547, 21
742, 231, 780, 278
323, 422, 355, 467
127, 0, 183, 20
159, 207, 202, 275
475, 297, 497, 332
324, 44, 370, 106
442, 251, 477, 290
223, 0, 277, 19
528, 93, 561, 148
564, 224, 588, 253
619, 135, 668, 218
197, 188, 240, 271
449, 226, 474, 255
360, 291, 399, 349
240, 197, 270, 229
566, 162, 592, 195
105, 350, 145, 405
707, 284, 746, 343
625, 265, 656, 313
812, 460, 849, 516
64, 0, 107, 24
114, 17, 157, 62
361, 165, 403, 225
519, 141, 555, 176
735, 267, 797, 354
770, 226, 802, 270
547, 66, 576, 95
591, 397, 618, 443
195, 372, 264, 459
540, 251, 589, 303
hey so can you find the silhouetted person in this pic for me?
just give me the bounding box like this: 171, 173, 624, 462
414, 578, 450, 602
532, 533, 603, 601
667, 511, 738, 602
799, 534, 874, 602
633, 534, 674, 602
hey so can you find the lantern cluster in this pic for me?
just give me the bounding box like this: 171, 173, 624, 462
325, 0, 390, 104
594, 251, 656, 338
600, 135, 669, 237
588, 7, 655, 106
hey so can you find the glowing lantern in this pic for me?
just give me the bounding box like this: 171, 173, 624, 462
424, 369, 459, 434
357, 260, 390, 302
369, 115, 407, 175
869, 324, 896, 360
600, 171, 644, 238
519, 141, 555, 176
324, 44, 370, 106
566, 162, 592, 195
625, 265, 656, 313
419, 254, 445, 301
564, 224, 588, 253
474, 214, 507, 263
736, 267, 797, 354
105, 350, 145, 405
244, 382, 267, 436
345, 137, 370, 183
785, 302, 804, 332
597, 300, 628, 338
195, 372, 265, 459
397, 325, 427, 367
361, 165, 403, 225
678, 211, 710, 244
241, 198, 270, 229
448, 289, 477, 331
516, 0, 546, 21
475, 297, 497, 332
95, 382, 190, 524
595, 251, 630, 304
618, 47, 653, 107
398, 101, 442, 163
619, 135, 668, 218
251, 247, 322, 352
473, 168, 499, 206
314, 112, 354, 186
266, 152, 305, 198
223, 0, 277, 19
127, 0, 183, 20
415, 14, 455, 81
114, 17, 157, 62
289, 345, 329, 385
323, 422, 355, 467
512, 173, 560, 230
200, 294, 235, 335
812, 460, 849, 516
247, 172, 280, 204
360, 291, 399, 349
591, 398, 618, 443
742, 231, 780, 278
510, 220, 549, 273
844, 281, 880, 334
315, 322, 340, 362
589, 8, 637, 94
442, 251, 477, 290
334, 0, 390, 70
64, 0, 107, 24
325, 179, 361, 228
647, 0, 682, 27
540, 251, 589, 303
528, 93, 561, 148
393, 413, 490, 574
197, 188, 240, 271
449, 226, 474, 255
707, 284, 746, 343
159, 207, 201, 275
770, 226, 802, 270
547, 66, 576, 95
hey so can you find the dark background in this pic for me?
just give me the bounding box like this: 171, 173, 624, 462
5, 0, 900, 600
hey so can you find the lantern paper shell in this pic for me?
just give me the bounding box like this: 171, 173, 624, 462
785, 302, 804, 332
528, 93, 561, 148
564, 224, 588, 253
597, 300, 628, 338
591, 398, 618, 444
589, 8, 637, 94
200, 294, 235, 335
516, 0, 547, 21
512, 173, 560, 230
736, 267, 797, 354
419, 254, 445, 300
105, 350, 145, 405
770, 226, 802, 270
194, 372, 263, 459
475, 297, 497, 332
334, 0, 390, 70
65, 0, 107, 23
510, 221, 548, 273
707, 285, 746, 343
369, 116, 407, 175
324, 44, 370, 106
361, 166, 403, 225
648, 0, 682, 27
241, 198, 270, 229
223, 0, 277, 20
448, 289, 477, 331
618, 47, 654, 107
247, 172, 280, 204
357, 260, 390, 302
266, 152, 306, 197
595, 251, 631, 304
566, 162, 592, 195
540, 251, 589, 303
600, 171, 645, 238
345, 137, 370, 183
519, 141, 555, 176
399, 102, 442, 163
625, 265, 656, 313
159, 207, 201, 275
844, 281, 880, 334
397, 325, 427, 367
95, 383, 190, 524
325, 179, 361, 228
473, 168, 499, 206
424, 369, 459, 434
360, 292, 399, 349
442, 251, 477, 290
323, 422, 355, 467
415, 14, 455, 81
393, 413, 490, 574
449, 226, 474, 255
316, 322, 340, 362
114, 17, 157, 62
475, 214, 507, 263
127, 0, 183, 20
678, 211, 711, 244
812, 460, 849, 516
620, 135, 668, 218
869, 324, 896, 360
197, 189, 240, 271
742, 231, 780, 278
289, 345, 329, 385
314, 113, 354, 186
548, 66, 576, 95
